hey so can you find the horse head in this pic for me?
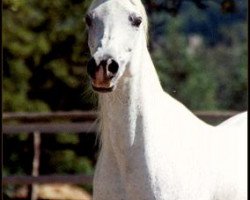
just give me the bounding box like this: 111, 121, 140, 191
85, 0, 148, 92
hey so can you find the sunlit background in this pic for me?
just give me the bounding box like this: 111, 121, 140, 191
3, 0, 247, 199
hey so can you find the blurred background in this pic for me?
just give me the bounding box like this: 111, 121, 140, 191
3, 0, 247, 199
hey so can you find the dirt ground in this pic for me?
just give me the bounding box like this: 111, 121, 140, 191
14, 183, 92, 200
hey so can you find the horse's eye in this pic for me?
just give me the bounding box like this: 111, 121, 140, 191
129, 14, 142, 27
85, 14, 92, 27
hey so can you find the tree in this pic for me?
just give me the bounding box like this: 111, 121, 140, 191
3, 0, 95, 112
144, 0, 238, 16
151, 10, 247, 110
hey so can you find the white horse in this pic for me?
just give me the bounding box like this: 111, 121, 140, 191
85, 0, 247, 199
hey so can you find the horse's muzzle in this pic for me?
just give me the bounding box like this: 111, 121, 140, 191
87, 57, 119, 92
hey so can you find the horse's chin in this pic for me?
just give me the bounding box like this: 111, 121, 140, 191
92, 85, 115, 93
90, 75, 120, 93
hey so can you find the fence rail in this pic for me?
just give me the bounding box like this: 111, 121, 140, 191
3, 111, 97, 122
2, 175, 93, 185
3, 110, 239, 121
3, 122, 97, 134
3, 110, 239, 134
3, 110, 240, 187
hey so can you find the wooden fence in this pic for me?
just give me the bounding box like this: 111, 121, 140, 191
3, 110, 239, 188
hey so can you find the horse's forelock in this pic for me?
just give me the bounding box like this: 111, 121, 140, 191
88, 0, 148, 41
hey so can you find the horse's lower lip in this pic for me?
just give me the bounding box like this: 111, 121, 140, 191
92, 85, 115, 93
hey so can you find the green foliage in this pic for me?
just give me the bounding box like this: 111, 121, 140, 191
152, 15, 247, 110
56, 133, 79, 145
152, 20, 218, 109
49, 150, 93, 174
3, 0, 247, 111
3, 0, 94, 112
3, 134, 33, 175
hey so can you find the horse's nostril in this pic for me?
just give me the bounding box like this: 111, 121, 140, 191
87, 57, 97, 78
87, 57, 118, 79
108, 60, 119, 74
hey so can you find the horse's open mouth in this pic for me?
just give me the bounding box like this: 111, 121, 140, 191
92, 85, 115, 93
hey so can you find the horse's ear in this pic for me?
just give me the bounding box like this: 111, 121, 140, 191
85, 13, 92, 27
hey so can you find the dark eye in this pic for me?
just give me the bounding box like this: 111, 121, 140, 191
85, 14, 92, 27
129, 14, 142, 27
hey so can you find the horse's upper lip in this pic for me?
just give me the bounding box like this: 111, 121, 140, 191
92, 85, 115, 93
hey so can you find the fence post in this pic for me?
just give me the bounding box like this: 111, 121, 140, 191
31, 131, 41, 200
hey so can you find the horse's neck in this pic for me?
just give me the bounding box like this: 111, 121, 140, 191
97, 38, 212, 193
99, 45, 163, 153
